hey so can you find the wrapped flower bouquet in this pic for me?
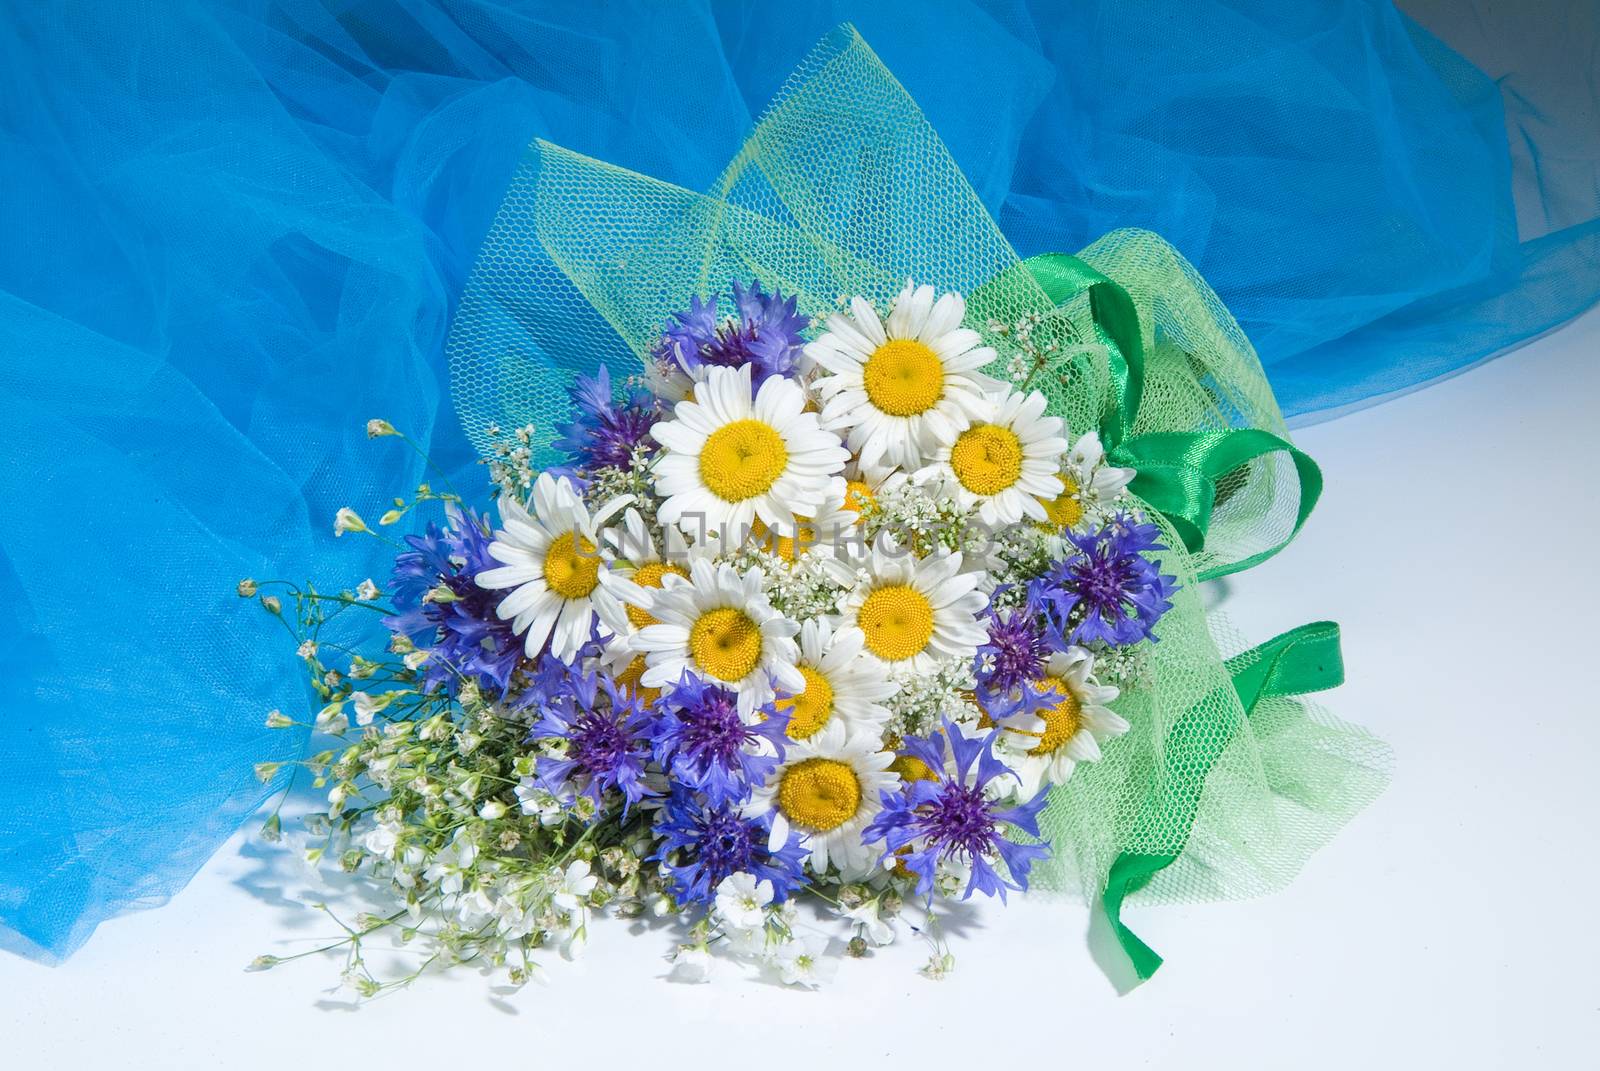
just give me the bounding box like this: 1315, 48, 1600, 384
249, 27, 1389, 993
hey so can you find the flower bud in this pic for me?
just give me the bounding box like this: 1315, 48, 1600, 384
333, 507, 367, 536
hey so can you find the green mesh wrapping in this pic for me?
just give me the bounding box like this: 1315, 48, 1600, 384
446, 26, 1390, 915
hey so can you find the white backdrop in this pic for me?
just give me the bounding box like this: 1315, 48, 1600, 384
7, 307, 1599, 1069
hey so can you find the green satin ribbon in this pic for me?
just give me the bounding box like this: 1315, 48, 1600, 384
1011, 253, 1322, 578
982, 253, 1341, 981
1109, 429, 1323, 580
1014, 253, 1145, 450
1101, 622, 1346, 982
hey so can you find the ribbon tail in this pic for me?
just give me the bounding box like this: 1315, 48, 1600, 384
1098, 622, 1346, 984
1102, 852, 1172, 982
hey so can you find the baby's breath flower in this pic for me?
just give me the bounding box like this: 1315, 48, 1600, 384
315, 702, 349, 734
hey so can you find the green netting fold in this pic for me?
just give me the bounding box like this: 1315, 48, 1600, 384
446, 24, 1390, 973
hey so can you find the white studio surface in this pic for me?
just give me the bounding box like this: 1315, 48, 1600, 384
5, 307, 1598, 1070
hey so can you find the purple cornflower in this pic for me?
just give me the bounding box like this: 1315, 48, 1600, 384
652, 281, 808, 385
863, 719, 1051, 902
975, 606, 1050, 696
1028, 515, 1177, 649
384, 508, 522, 695
652, 787, 809, 907
649, 674, 789, 807
552, 363, 659, 473
526, 661, 656, 815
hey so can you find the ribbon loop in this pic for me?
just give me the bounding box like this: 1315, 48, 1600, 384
1109, 428, 1324, 581
1008, 253, 1321, 578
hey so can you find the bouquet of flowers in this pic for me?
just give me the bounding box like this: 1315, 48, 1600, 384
248, 27, 1388, 994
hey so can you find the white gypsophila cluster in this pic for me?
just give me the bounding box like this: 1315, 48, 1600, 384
485, 422, 540, 497
1088, 641, 1153, 693
862, 477, 983, 559
882, 657, 981, 739
582, 451, 658, 514
986, 523, 1060, 597
722, 543, 850, 620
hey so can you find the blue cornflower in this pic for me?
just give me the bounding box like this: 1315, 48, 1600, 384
649, 674, 789, 807
652, 281, 808, 385
552, 363, 659, 473
1028, 515, 1177, 649
384, 508, 522, 695
652, 787, 809, 907
527, 661, 657, 815
863, 719, 1051, 902
974, 606, 1051, 696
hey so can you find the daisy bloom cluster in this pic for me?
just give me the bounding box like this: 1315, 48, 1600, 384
251, 279, 1177, 994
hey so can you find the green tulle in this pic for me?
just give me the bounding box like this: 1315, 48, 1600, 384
447, 25, 1391, 981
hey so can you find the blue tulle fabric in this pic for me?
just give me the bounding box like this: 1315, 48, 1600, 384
2, 0, 1595, 961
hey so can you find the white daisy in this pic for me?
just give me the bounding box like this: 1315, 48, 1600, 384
919, 388, 1067, 526
776, 618, 896, 741
808, 280, 1004, 471
838, 458, 906, 526
633, 558, 802, 715
476, 474, 631, 663
752, 719, 898, 880
650, 364, 848, 539
594, 507, 698, 653
746, 489, 860, 565
837, 537, 989, 674
1039, 430, 1137, 530
994, 647, 1125, 796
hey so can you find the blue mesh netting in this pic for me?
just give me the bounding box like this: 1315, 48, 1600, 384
2, 0, 1595, 961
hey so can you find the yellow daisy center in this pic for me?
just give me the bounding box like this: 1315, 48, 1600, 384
858, 584, 935, 662
615, 654, 660, 706
750, 518, 816, 563
688, 606, 764, 682
775, 665, 834, 739
1040, 475, 1083, 528
949, 423, 1024, 496
699, 419, 788, 502
1006, 675, 1083, 756
624, 560, 688, 630
862, 339, 945, 417
777, 757, 862, 832
888, 754, 938, 784
843, 479, 876, 519
543, 531, 600, 600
